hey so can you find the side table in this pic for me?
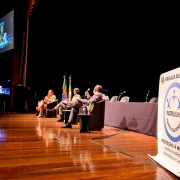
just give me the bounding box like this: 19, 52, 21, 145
78, 114, 93, 133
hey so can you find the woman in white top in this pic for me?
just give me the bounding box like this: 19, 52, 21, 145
36, 89, 56, 117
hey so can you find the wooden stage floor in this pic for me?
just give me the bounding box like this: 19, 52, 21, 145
0, 113, 179, 180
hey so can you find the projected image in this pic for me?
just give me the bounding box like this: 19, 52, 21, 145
0, 86, 10, 95
0, 10, 14, 54
0, 22, 8, 47
0, 79, 10, 96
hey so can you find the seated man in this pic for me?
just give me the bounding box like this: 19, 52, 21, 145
53, 88, 81, 122
61, 84, 103, 128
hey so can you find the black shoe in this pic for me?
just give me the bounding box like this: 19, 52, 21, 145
61, 123, 72, 128
66, 105, 72, 110
57, 118, 64, 122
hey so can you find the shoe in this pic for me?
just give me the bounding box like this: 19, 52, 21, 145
57, 118, 64, 122
66, 105, 72, 110
36, 115, 43, 118
48, 109, 56, 112
61, 123, 72, 128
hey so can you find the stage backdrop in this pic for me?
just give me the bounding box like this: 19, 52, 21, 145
148, 67, 180, 177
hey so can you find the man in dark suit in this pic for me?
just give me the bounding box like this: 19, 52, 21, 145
61, 84, 103, 128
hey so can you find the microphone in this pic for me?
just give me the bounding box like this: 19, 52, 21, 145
82, 88, 90, 99
120, 91, 126, 95
118, 91, 126, 101
146, 90, 150, 102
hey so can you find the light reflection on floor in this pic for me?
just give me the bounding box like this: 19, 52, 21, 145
0, 114, 179, 179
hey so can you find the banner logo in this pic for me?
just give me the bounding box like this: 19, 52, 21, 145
164, 82, 180, 142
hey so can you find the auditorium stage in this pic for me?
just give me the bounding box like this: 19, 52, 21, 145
0, 113, 179, 179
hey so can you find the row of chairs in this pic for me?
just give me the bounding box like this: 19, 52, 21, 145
110, 96, 158, 103
43, 99, 105, 131
67, 100, 105, 131
110, 96, 130, 102
41, 96, 158, 119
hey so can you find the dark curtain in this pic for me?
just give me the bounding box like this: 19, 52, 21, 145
10, 0, 37, 110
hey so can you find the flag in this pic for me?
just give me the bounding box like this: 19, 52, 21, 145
62, 73, 68, 100
68, 75, 72, 101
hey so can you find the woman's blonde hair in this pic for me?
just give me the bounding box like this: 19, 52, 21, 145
48, 89, 54, 95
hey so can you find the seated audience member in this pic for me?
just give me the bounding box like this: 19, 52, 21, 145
61, 84, 103, 128
53, 88, 81, 122
32, 91, 38, 109
24, 87, 33, 112
36, 89, 56, 117
24, 87, 38, 112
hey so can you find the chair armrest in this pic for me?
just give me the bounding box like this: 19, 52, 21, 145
46, 100, 58, 109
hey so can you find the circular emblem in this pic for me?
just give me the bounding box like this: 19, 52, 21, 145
164, 82, 180, 142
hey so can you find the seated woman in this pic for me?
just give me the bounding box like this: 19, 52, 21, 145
54, 88, 81, 122
36, 89, 56, 117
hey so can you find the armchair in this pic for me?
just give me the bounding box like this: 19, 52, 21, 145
119, 96, 130, 102
110, 96, 118, 102
149, 97, 158, 103
88, 100, 105, 131
45, 100, 58, 118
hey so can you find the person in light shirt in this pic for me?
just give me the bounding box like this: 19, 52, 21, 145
61, 84, 103, 128
53, 88, 81, 122
36, 89, 56, 117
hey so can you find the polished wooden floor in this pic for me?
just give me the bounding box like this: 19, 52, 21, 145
0, 113, 179, 180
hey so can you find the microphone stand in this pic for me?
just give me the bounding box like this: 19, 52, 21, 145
146, 91, 150, 102
118, 93, 122, 101
118, 91, 126, 101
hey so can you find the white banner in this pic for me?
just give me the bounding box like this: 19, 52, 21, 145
148, 67, 180, 177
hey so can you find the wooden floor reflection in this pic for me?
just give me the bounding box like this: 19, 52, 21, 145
0, 113, 179, 179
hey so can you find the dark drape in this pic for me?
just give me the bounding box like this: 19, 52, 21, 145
10, 0, 37, 110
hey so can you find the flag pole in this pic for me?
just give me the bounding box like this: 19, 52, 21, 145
62, 72, 68, 100
69, 74, 72, 101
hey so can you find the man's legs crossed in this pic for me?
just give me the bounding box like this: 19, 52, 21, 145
61, 101, 82, 128
61, 107, 77, 128
54, 101, 67, 111
56, 107, 64, 122
54, 102, 67, 122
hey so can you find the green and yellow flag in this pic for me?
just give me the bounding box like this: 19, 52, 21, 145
62, 73, 68, 100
